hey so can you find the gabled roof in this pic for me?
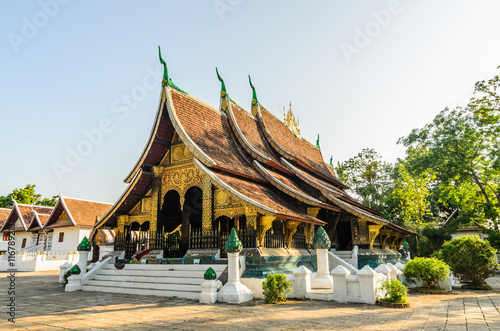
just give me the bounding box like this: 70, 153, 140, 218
257, 104, 344, 186
0, 202, 53, 232
195, 159, 325, 225
44, 196, 112, 229
168, 88, 262, 180
0, 207, 11, 229
226, 100, 288, 173
27, 212, 50, 232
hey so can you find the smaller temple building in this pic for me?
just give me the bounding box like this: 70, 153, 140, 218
0, 196, 112, 271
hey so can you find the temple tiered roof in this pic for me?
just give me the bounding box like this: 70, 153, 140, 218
94, 58, 415, 236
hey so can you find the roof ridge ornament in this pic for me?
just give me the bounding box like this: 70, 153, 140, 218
216, 67, 228, 112
157, 45, 187, 94
316, 134, 320, 149
330, 155, 334, 167
158, 45, 169, 86
283, 101, 301, 137
248, 75, 259, 116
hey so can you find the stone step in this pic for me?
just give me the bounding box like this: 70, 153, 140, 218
331, 252, 352, 257
85, 279, 201, 292
98, 268, 222, 278
92, 274, 204, 285
81, 284, 200, 300
103, 263, 227, 272
306, 289, 335, 301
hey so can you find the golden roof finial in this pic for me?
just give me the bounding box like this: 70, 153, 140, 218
284, 101, 301, 137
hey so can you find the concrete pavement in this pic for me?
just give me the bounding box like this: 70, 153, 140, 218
1, 270, 500, 330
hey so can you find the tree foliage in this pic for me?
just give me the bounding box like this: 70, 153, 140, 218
398, 72, 500, 231
0, 184, 57, 208
379, 279, 408, 303
388, 164, 434, 225
403, 257, 450, 289
262, 273, 292, 304
440, 236, 498, 287
336, 148, 395, 213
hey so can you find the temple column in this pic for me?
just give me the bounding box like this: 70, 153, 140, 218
202, 175, 212, 236
150, 166, 163, 234
306, 207, 320, 247
258, 216, 275, 247
116, 215, 128, 235
285, 220, 300, 249
245, 211, 258, 247
368, 225, 383, 249
380, 229, 392, 249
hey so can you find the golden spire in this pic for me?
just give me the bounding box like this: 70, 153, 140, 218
283, 101, 301, 137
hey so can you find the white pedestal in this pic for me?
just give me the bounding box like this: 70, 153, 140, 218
65, 275, 82, 292
200, 280, 218, 304
218, 252, 253, 304
293, 266, 312, 298
59, 262, 72, 283
312, 249, 333, 290
78, 251, 88, 277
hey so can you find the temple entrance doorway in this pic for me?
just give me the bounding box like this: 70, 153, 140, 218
183, 187, 203, 230
158, 190, 182, 233
336, 221, 353, 251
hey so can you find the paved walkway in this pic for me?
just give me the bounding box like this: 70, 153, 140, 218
1, 271, 500, 330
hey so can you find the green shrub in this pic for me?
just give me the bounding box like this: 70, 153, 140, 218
262, 273, 292, 304
403, 257, 450, 289
440, 235, 499, 287
379, 279, 408, 303
61, 265, 81, 285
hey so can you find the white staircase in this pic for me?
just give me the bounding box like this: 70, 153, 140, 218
329, 247, 358, 273
82, 263, 227, 300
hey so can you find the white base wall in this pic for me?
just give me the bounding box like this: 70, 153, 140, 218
0, 251, 80, 272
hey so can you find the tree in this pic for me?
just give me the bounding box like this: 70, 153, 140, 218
387, 163, 434, 225
336, 148, 395, 213
398, 71, 500, 231
0, 184, 57, 208
440, 236, 498, 287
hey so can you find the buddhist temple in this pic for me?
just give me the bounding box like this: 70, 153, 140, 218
91, 48, 414, 272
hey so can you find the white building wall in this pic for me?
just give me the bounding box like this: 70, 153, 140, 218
51, 227, 91, 253
0, 235, 8, 253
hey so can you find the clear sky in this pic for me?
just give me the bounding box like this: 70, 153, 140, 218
1, 0, 500, 204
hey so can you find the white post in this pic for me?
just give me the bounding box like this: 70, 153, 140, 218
218, 252, 253, 304
228, 252, 239, 283
375, 264, 391, 281
65, 275, 82, 292
312, 249, 333, 290
200, 280, 218, 304
358, 265, 378, 304
293, 266, 311, 298
59, 262, 72, 283
78, 251, 88, 277
331, 265, 349, 303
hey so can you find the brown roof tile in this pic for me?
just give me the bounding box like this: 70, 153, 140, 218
197, 160, 324, 225
170, 89, 261, 180
17, 205, 53, 228
0, 208, 11, 228
258, 105, 341, 184
63, 198, 113, 228
228, 101, 282, 165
